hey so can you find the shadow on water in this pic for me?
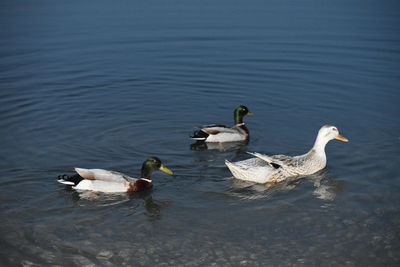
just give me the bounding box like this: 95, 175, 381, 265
225, 169, 345, 201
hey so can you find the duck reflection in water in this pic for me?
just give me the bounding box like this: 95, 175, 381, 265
227, 169, 344, 201
60, 185, 167, 219
128, 190, 167, 220
190, 140, 249, 151
307, 171, 344, 201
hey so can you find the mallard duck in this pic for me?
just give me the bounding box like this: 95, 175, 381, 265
57, 157, 173, 193
225, 125, 348, 184
191, 105, 254, 142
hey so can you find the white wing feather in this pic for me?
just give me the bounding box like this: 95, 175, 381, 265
246, 152, 291, 167
246, 152, 275, 163
74, 168, 135, 183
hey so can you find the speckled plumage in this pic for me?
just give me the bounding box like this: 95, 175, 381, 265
225, 125, 348, 184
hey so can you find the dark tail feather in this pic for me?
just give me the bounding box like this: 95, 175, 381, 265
57, 174, 83, 186
190, 130, 209, 140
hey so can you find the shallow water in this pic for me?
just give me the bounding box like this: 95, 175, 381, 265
1, 0, 400, 266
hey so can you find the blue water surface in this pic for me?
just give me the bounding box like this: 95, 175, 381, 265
0, 0, 399, 266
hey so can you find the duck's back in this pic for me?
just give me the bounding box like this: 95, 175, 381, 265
75, 168, 134, 183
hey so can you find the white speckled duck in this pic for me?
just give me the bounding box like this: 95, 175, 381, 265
57, 157, 173, 193
225, 125, 348, 184
191, 105, 254, 142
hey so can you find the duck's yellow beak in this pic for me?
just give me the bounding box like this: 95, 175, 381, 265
159, 165, 173, 175
335, 134, 349, 142
247, 111, 254, 116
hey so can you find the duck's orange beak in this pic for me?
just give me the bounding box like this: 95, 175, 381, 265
335, 134, 349, 142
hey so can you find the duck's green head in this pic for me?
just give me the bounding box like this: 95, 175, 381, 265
234, 105, 254, 124
141, 157, 173, 179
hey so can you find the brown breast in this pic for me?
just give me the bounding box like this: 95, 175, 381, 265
127, 179, 153, 193
238, 124, 250, 136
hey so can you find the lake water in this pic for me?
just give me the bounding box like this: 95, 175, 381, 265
1, 0, 399, 266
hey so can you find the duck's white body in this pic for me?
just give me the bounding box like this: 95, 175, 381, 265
59, 168, 151, 193
203, 124, 248, 142
225, 125, 348, 184
192, 124, 249, 143
73, 168, 137, 192
73, 179, 129, 192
